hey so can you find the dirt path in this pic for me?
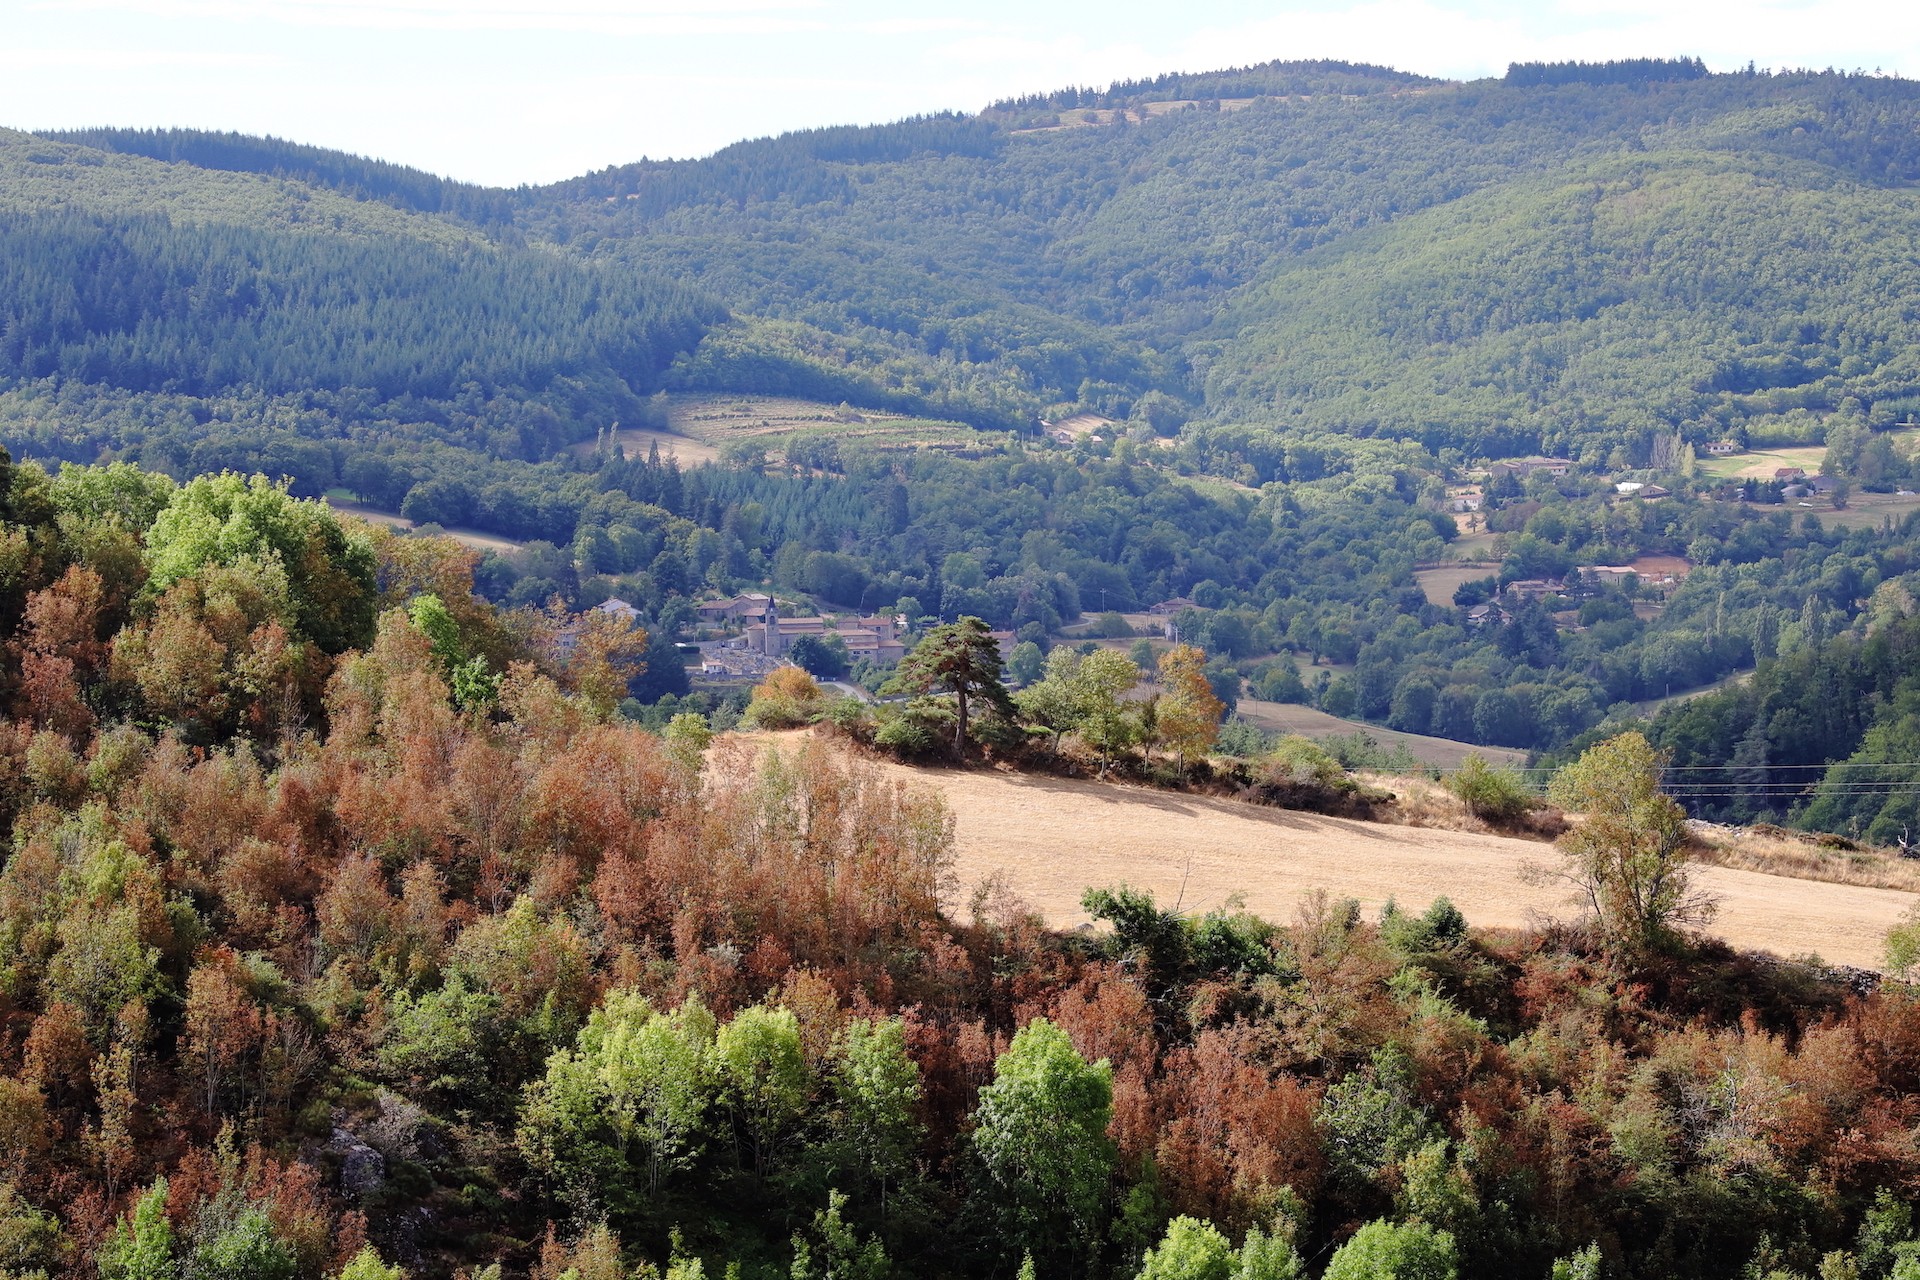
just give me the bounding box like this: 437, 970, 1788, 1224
872, 761, 1912, 969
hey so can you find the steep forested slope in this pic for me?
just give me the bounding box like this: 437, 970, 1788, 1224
507, 67, 1920, 443
0, 128, 721, 452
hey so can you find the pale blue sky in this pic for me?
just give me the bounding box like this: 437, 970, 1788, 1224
2, 0, 1913, 186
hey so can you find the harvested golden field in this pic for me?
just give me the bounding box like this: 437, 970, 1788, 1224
1413, 561, 1497, 606
323, 499, 524, 553
869, 757, 1911, 969
1234, 698, 1526, 769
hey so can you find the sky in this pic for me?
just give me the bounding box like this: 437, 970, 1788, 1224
3, 0, 1917, 187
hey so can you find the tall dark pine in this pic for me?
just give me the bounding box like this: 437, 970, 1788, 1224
890, 616, 1014, 754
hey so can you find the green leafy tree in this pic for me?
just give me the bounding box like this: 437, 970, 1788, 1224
791, 1190, 889, 1280
1015, 646, 1085, 751
970, 1018, 1115, 1266
1550, 1244, 1602, 1280
0, 1180, 65, 1280
1316, 1047, 1438, 1189
1135, 1216, 1232, 1280
1321, 1220, 1457, 1280
1235, 1223, 1303, 1280
714, 1004, 810, 1176
1007, 640, 1045, 686
143, 472, 376, 653
1445, 753, 1535, 822
408, 594, 499, 708
1543, 731, 1713, 958
787, 633, 850, 679
833, 1017, 924, 1217
1070, 648, 1144, 768
663, 711, 714, 775
97, 1180, 174, 1280
335, 1248, 406, 1280
186, 1208, 296, 1280
886, 616, 1014, 754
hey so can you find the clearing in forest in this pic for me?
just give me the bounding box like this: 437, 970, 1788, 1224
666, 393, 984, 456
322, 498, 524, 554
1414, 561, 1498, 606
1232, 698, 1526, 770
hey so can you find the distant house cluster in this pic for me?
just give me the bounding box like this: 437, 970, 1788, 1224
1489, 455, 1572, 480
698, 593, 909, 667
1463, 558, 1695, 630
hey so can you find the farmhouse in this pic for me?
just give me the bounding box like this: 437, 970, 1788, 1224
1775, 467, 1806, 482
1502, 578, 1567, 602
1706, 439, 1741, 456
695, 592, 777, 625
1465, 603, 1510, 627
595, 597, 642, 625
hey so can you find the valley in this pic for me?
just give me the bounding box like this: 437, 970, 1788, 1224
7, 47, 1920, 1280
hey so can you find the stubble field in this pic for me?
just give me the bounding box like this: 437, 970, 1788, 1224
864, 756, 1911, 969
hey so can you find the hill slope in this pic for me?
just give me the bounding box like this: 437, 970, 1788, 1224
25, 65, 1920, 448
884, 753, 1909, 968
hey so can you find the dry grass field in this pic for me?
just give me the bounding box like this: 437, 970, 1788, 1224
323, 499, 524, 553
869, 756, 1913, 969
1233, 698, 1527, 769
1817, 490, 1920, 529
1447, 530, 1500, 559
1700, 444, 1829, 480
1413, 561, 1498, 606
568, 426, 722, 466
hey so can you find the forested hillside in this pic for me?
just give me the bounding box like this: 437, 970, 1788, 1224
0, 128, 723, 493
49, 65, 1920, 444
